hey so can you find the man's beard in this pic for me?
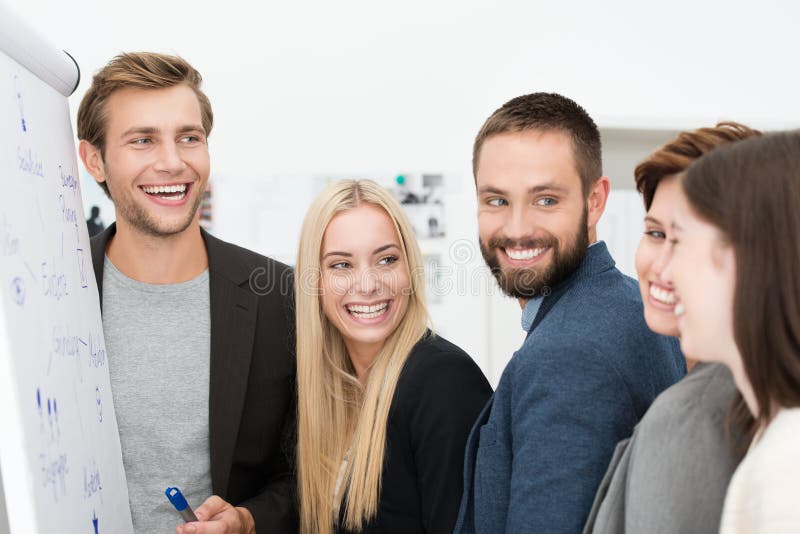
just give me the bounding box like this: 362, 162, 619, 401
480, 208, 589, 299
120, 191, 203, 237
106, 170, 203, 237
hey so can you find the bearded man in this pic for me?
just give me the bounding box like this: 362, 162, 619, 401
453, 93, 685, 534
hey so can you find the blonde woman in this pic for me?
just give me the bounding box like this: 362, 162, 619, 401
295, 179, 492, 534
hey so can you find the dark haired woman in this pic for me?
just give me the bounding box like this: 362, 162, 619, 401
663, 131, 800, 532
586, 122, 759, 534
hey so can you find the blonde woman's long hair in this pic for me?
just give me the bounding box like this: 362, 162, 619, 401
295, 179, 430, 534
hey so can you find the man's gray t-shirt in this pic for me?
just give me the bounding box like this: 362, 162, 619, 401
102, 257, 212, 533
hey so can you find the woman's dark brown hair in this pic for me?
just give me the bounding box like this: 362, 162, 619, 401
635, 122, 760, 211
682, 131, 800, 442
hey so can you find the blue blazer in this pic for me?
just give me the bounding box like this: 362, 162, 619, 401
454, 242, 685, 534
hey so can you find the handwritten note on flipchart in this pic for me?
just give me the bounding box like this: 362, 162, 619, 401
0, 5, 133, 533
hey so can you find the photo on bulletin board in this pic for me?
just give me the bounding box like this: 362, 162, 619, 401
210, 173, 449, 267
390, 173, 446, 239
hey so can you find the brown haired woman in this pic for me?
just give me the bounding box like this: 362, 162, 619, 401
663, 131, 800, 533
585, 123, 759, 534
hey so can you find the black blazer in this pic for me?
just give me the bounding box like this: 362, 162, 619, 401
91, 223, 298, 532
336, 333, 492, 534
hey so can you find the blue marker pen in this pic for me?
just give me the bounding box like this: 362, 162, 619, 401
165, 487, 198, 523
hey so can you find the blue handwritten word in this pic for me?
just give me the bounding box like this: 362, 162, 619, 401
59, 165, 78, 193
39, 452, 68, 501
89, 334, 106, 368
83, 462, 102, 500
17, 146, 43, 177
58, 194, 78, 228
10, 277, 24, 306
41, 261, 68, 300
52, 326, 80, 360
0, 216, 20, 257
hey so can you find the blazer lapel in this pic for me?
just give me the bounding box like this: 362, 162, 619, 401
92, 224, 258, 494
89, 222, 116, 308
205, 232, 259, 496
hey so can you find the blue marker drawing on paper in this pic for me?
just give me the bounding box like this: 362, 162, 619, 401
38, 391, 69, 499
0, 215, 20, 257
39, 450, 69, 501
13, 74, 26, 133
47, 397, 53, 439
95, 386, 103, 423
44, 395, 61, 441
59, 165, 78, 194
58, 194, 78, 229
77, 248, 88, 288
83, 461, 102, 500
53, 398, 61, 440
52, 327, 80, 359
36, 387, 43, 429
10, 276, 24, 306
89, 334, 106, 368
49, 326, 82, 375
17, 146, 43, 177
41, 260, 68, 300
92, 510, 99, 534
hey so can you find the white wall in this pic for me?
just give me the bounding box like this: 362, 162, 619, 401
9, 0, 798, 383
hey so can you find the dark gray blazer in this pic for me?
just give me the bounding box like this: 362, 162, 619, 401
584, 363, 740, 534
91, 223, 298, 532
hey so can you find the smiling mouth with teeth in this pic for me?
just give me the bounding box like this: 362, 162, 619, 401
140, 183, 189, 201
345, 301, 390, 319
504, 246, 549, 261
649, 283, 676, 305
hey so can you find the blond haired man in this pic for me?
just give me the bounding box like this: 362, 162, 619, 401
78, 52, 296, 534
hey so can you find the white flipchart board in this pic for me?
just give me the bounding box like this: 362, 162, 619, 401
0, 3, 134, 533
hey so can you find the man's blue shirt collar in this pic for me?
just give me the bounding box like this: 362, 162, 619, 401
519, 241, 605, 333
521, 296, 544, 332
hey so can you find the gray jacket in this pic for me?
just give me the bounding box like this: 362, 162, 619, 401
584, 363, 740, 534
